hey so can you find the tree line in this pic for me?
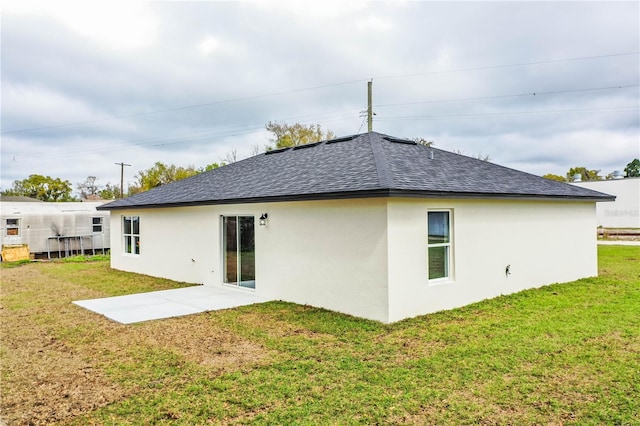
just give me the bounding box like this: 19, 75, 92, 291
543, 159, 640, 182
0, 162, 227, 202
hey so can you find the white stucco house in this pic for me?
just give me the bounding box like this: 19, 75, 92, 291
572, 178, 639, 228
99, 132, 614, 323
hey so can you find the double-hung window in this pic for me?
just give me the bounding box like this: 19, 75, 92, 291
123, 216, 140, 254
5, 219, 20, 236
428, 211, 452, 281
92, 217, 103, 233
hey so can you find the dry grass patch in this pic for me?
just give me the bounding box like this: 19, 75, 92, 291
1, 266, 126, 425
0, 261, 273, 426
132, 315, 271, 369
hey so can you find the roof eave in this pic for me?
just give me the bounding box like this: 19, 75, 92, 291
389, 190, 616, 202
97, 189, 614, 211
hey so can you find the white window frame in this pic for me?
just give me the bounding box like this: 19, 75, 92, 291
122, 215, 140, 255
427, 210, 453, 283
92, 217, 103, 233
5, 218, 20, 237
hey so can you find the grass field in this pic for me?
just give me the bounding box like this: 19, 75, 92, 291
1, 246, 639, 425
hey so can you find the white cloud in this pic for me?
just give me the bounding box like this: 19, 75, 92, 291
256, 0, 367, 19
355, 15, 392, 32
3, 1, 159, 50
1, 1, 637, 191
482, 130, 640, 177
2, 84, 136, 135
198, 36, 221, 56
196, 35, 244, 59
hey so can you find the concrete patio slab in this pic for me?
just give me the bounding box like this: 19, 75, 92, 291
73, 285, 271, 324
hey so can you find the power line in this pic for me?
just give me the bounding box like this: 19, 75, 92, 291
4, 103, 635, 166
376, 105, 640, 121
1, 108, 363, 164
3, 85, 637, 165
375, 84, 640, 108
0, 113, 362, 166
3, 51, 637, 135
356, 116, 368, 134
374, 51, 640, 80
0, 80, 367, 135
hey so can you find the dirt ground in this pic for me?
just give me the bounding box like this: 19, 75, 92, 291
0, 263, 272, 425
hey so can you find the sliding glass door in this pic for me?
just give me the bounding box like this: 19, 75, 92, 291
223, 216, 255, 289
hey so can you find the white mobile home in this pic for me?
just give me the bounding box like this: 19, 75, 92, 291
0, 199, 110, 259
100, 132, 613, 323
572, 177, 640, 228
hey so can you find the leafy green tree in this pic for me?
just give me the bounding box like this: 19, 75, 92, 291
125, 162, 228, 195
542, 173, 566, 182
266, 121, 335, 149
2, 174, 75, 201
129, 162, 201, 194
566, 167, 601, 182
200, 163, 225, 172
98, 183, 121, 200
624, 158, 640, 177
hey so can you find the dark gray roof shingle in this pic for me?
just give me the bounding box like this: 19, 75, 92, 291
99, 132, 614, 210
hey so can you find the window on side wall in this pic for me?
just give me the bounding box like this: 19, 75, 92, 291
123, 216, 140, 255
5, 218, 20, 236
427, 210, 452, 281
92, 217, 103, 233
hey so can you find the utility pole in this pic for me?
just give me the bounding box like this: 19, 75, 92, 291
114, 162, 131, 198
367, 79, 373, 132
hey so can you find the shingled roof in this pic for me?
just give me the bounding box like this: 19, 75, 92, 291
99, 132, 614, 210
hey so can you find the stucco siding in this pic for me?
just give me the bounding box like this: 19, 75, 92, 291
386, 199, 597, 322
110, 197, 597, 324
109, 206, 220, 284
109, 199, 390, 322
257, 199, 389, 323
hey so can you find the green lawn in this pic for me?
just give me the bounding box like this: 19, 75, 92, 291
1, 246, 638, 425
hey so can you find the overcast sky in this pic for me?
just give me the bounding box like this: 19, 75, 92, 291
2, 1, 639, 195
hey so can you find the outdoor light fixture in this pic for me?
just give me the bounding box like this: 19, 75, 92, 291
259, 213, 268, 226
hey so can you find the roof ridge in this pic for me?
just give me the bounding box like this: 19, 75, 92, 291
367, 133, 394, 189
